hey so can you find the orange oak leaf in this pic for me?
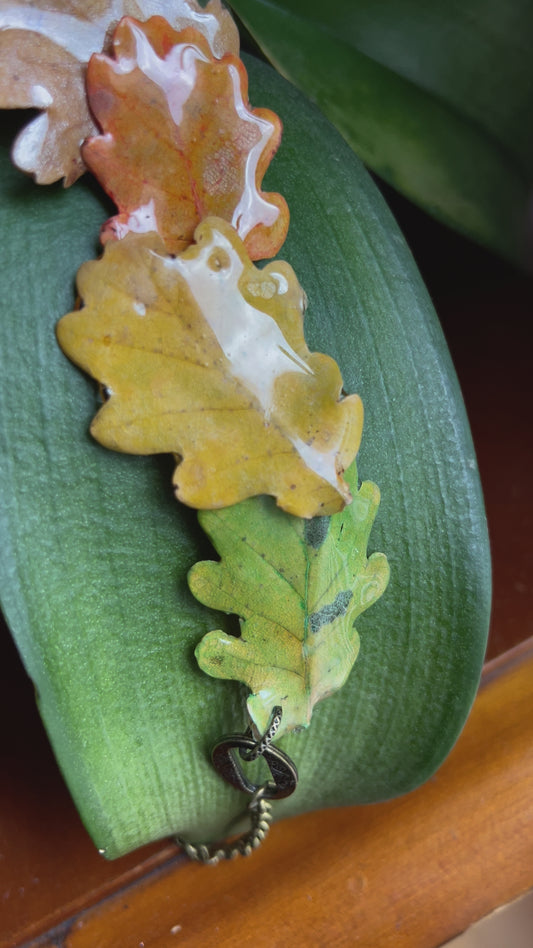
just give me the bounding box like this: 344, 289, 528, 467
0, 0, 238, 185
57, 218, 363, 518
82, 17, 289, 260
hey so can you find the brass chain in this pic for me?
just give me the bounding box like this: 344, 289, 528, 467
176, 706, 294, 865
176, 791, 273, 866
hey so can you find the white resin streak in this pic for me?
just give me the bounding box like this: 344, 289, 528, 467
116, 21, 208, 126
12, 111, 49, 169
228, 63, 280, 239
157, 227, 340, 491
113, 198, 158, 239
0, 0, 223, 61
166, 229, 311, 413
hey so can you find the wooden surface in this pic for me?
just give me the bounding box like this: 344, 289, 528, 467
1, 202, 532, 947
23, 640, 533, 948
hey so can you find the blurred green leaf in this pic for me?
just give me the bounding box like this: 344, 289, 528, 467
0, 56, 490, 859
230, 0, 533, 268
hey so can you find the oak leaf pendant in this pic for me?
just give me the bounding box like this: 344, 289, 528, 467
57, 218, 363, 517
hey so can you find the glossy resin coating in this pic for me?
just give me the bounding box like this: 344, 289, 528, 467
57, 218, 363, 517
192, 461, 389, 736
83, 17, 289, 258
0, 0, 238, 184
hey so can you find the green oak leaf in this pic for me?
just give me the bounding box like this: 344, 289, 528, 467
191, 463, 389, 737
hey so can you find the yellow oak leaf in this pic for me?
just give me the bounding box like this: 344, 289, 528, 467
82, 17, 289, 259
57, 218, 363, 517
0, 0, 238, 185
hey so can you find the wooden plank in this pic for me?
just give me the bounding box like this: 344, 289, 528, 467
32, 639, 533, 948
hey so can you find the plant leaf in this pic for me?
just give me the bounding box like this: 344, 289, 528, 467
192, 462, 389, 736
82, 17, 288, 258
57, 218, 362, 517
0, 55, 490, 858
0, 0, 239, 185
229, 0, 533, 268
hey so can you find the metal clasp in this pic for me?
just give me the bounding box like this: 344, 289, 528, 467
175, 706, 298, 864
212, 733, 298, 800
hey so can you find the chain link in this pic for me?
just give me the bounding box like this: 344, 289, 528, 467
176, 792, 273, 866
176, 706, 294, 865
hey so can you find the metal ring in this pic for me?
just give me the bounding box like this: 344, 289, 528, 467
176, 707, 297, 863
211, 733, 298, 800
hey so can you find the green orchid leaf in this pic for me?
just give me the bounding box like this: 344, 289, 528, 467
229, 0, 533, 268
192, 463, 389, 737
0, 54, 490, 859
